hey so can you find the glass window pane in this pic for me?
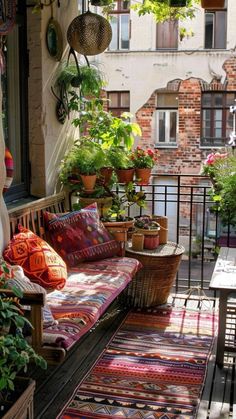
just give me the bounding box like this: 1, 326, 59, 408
108, 93, 119, 107
226, 110, 233, 136
202, 94, 211, 107
121, 92, 130, 107
157, 93, 178, 108
214, 93, 223, 107
120, 15, 129, 49
215, 11, 226, 49
158, 112, 165, 142
205, 13, 214, 49
122, 1, 130, 10
109, 17, 118, 50
169, 112, 177, 142
226, 94, 236, 106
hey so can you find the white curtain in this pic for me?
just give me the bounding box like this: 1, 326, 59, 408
0, 79, 10, 254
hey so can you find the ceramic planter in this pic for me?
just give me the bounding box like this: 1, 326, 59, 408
136, 228, 160, 250
99, 167, 113, 186
135, 168, 152, 185
115, 168, 135, 184
80, 174, 97, 193
201, 0, 225, 8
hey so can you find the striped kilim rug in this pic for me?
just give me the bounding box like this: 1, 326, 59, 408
57, 307, 217, 418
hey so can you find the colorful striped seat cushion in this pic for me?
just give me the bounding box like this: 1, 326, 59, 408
42, 257, 141, 350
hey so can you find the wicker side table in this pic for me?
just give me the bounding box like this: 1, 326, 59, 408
125, 241, 185, 307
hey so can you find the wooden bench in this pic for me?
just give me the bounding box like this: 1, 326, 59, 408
4, 192, 136, 364
209, 246, 236, 366
4, 192, 68, 363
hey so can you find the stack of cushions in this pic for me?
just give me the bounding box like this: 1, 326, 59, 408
44, 204, 120, 267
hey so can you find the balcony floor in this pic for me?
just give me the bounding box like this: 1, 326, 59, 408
32, 294, 236, 419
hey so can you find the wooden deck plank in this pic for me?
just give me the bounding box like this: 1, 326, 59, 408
208, 360, 233, 418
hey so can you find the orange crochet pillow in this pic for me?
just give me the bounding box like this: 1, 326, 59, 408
3, 225, 67, 290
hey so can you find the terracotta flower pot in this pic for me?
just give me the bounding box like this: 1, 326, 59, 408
80, 174, 97, 193
136, 228, 160, 250
115, 168, 135, 184
99, 167, 113, 186
201, 0, 225, 8
135, 168, 152, 185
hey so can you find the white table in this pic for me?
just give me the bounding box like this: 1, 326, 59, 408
209, 247, 236, 366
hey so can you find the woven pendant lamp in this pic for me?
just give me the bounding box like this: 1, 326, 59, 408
67, 11, 112, 56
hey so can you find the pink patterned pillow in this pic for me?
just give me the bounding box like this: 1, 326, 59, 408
46, 207, 120, 267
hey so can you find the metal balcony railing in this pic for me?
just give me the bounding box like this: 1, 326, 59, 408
123, 173, 235, 294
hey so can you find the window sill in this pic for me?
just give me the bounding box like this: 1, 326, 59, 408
155, 144, 178, 149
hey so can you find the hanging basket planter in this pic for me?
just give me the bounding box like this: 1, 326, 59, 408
201, 0, 225, 8
67, 11, 112, 56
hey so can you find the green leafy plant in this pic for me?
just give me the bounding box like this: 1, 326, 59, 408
108, 146, 134, 170
0, 334, 46, 400
202, 150, 236, 226
56, 63, 105, 98
59, 137, 106, 182
0, 259, 47, 404
133, 0, 200, 23
69, 96, 142, 150
102, 182, 146, 222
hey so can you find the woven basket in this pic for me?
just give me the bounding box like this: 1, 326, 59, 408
67, 11, 112, 56
124, 242, 184, 307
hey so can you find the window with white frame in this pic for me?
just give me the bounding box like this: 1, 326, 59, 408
109, 0, 130, 51
155, 94, 178, 146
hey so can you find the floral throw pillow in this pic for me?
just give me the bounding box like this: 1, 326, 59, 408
3, 225, 67, 290
46, 207, 120, 267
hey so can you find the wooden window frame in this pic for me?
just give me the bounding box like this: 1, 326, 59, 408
107, 91, 130, 117
204, 9, 227, 49
201, 92, 236, 148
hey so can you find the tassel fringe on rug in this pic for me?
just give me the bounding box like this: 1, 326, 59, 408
57, 307, 218, 419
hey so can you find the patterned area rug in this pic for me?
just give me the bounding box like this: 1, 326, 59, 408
57, 307, 217, 418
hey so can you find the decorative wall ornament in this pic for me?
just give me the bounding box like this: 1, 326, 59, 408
46, 17, 63, 61
67, 11, 112, 56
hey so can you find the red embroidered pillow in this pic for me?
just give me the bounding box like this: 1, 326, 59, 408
3, 225, 67, 290
46, 208, 120, 267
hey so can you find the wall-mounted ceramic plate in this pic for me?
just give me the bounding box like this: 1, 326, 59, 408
46, 18, 63, 61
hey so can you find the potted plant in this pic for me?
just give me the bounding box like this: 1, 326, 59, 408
102, 182, 146, 223
131, 146, 160, 185
202, 150, 236, 226
59, 137, 106, 193
134, 215, 161, 250
108, 146, 135, 184
0, 259, 47, 418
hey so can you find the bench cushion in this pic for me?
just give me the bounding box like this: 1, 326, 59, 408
42, 257, 141, 350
